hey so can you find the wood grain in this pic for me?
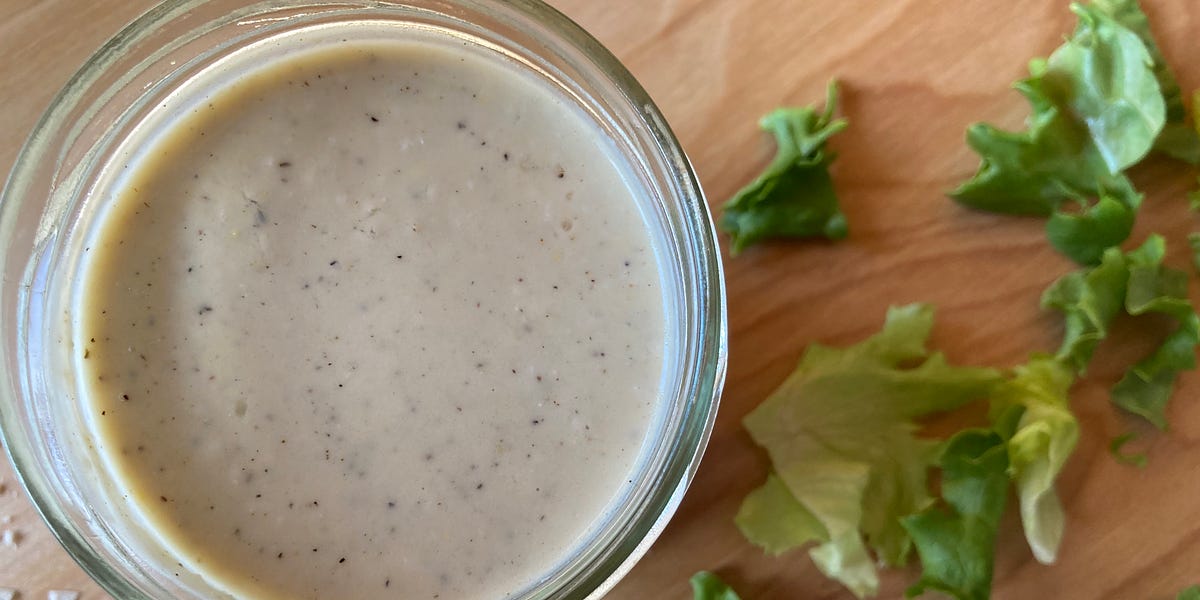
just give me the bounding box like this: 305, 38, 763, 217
2, 1, 1200, 598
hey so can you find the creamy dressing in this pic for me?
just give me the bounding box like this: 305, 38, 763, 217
78, 35, 665, 599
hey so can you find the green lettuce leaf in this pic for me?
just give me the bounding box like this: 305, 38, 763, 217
737, 304, 1003, 598
1178, 585, 1200, 600
690, 572, 742, 600
1041, 246, 1129, 372
951, 2, 1167, 264
1108, 432, 1148, 467
1042, 235, 1199, 428
901, 429, 1010, 600
1190, 92, 1200, 209
1089, 0, 1200, 163
1192, 93, 1200, 209
721, 81, 848, 254
990, 356, 1079, 564
1110, 238, 1200, 429
1044, 176, 1142, 265
1154, 125, 1200, 164
1188, 233, 1200, 273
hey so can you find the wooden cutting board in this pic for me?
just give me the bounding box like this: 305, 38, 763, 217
3, 1, 1200, 598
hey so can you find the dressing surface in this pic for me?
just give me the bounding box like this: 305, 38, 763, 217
79, 36, 662, 599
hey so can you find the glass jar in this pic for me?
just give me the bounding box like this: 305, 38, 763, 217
0, 1, 727, 598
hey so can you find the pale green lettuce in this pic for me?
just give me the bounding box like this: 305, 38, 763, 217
1089, 0, 1200, 162
736, 304, 1003, 598
1040, 4, 1164, 173
990, 356, 1079, 564
735, 474, 826, 554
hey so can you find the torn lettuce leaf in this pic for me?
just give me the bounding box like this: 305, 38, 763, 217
1039, 3, 1164, 173
1089, 0, 1200, 163
735, 474, 827, 554
690, 572, 742, 600
1155, 125, 1200, 164
1042, 235, 1199, 428
1044, 176, 1142, 266
990, 356, 1079, 564
951, 2, 1168, 264
1189, 93, 1200, 209
902, 429, 1010, 600
1178, 585, 1200, 600
721, 81, 848, 254
1041, 246, 1129, 372
737, 304, 1003, 598
1188, 233, 1200, 272
1110, 238, 1200, 429
950, 77, 1115, 217
1108, 432, 1148, 467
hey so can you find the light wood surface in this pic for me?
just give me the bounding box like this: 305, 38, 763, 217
3, 1, 1200, 598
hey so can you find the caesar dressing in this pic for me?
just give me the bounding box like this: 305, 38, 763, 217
78, 32, 665, 599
